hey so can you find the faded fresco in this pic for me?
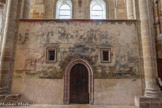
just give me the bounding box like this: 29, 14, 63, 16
14, 20, 140, 79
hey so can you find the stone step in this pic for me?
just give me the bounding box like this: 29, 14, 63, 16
0, 104, 137, 108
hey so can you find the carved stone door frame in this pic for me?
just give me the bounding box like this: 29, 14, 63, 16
64, 59, 94, 104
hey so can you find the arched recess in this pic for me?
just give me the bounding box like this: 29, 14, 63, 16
64, 59, 94, 104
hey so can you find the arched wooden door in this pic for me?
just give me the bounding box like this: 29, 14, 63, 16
70, 64, 89, 104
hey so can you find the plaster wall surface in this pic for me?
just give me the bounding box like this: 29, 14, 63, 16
13, 20, 140, 79
11, 19, 142, 105
12, 78, 142, 105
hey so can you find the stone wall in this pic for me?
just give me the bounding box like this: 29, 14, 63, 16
13, 20, 140, 79
0, 0, 160, 106
30, 0, 45, 18
30, 0, 127, 19
11, 19, 142, 105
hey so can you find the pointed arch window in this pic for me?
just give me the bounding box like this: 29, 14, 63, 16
90, 0, 106, 19
56, 0, 72, 19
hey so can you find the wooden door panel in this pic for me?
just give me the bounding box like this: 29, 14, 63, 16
70, 64, 89, 104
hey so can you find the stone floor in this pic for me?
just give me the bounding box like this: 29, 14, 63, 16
0, 104, 137, 108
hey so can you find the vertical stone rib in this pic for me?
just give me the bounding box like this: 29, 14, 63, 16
139, 0, 159, 97
114, 0, 117, 19
127, 0, 134, 19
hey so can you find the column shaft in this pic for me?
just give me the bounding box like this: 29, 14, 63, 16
127, 0, 135, 19
23, 0, 30, 18
139, 0, 159, 97
0, 0, 19, 93
153, 0, 160, 36
159, 0, 162, 33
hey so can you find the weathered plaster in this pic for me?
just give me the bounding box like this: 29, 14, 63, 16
13, 20, 140, 79
12, 78, 142, 105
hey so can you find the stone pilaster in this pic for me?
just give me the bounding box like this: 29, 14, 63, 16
127, 0, 135, 19
135, 0, 162, 107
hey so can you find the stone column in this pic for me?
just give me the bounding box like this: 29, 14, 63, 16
0, 0, 19, 94
159, 0, 162, 33
23, 0, 30, 18
158, 0, 162, 42
154, 0, 160, 36
135, 0, 162, 107
127, 0, 135, 19
139, 0, 159, 98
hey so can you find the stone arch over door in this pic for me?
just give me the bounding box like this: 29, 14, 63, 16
64, 59, 94, 104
